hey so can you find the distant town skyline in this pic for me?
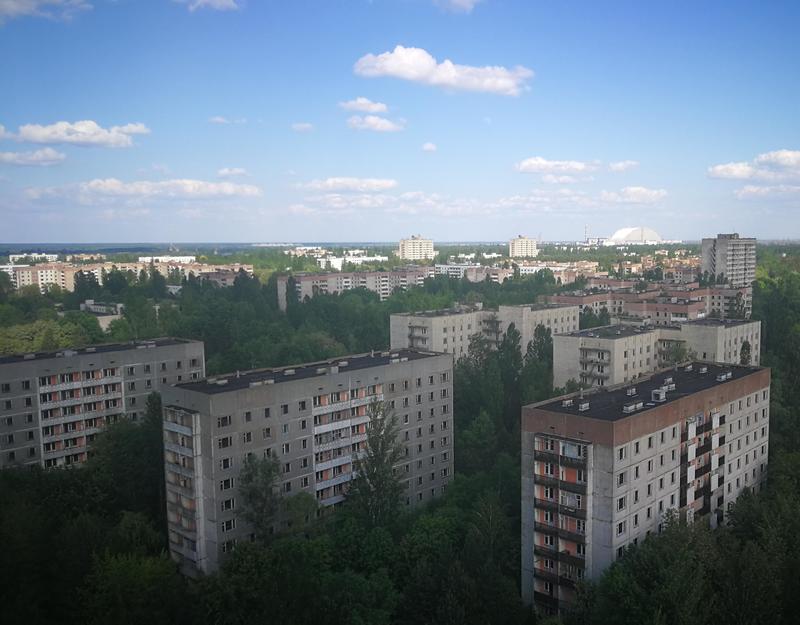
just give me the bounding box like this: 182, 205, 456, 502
1, 1, 798, 243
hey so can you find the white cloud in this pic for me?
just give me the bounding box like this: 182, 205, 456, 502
217, 167, 248, 178
600, 186, 667, 204
354, 45, 533, 96
609, 160, 639, 172
347, 115, 404, 132
208, 116, 246, 125
0, 0, 90, 23
541, 174, 577, 184
0, 147, 65, 166
291, 122, 314, 132
339, 97, 388, 113
735, 184, 800, 199
0, 124, 9, 139
13, 120, 149, 147
305, 177, 398, 192
176, 0, 240, 12
708, 149, 800, 181
422, 142, 437, 152
436, 0, 482, 13
27, 178, 262, 203
516, 156, 597, 174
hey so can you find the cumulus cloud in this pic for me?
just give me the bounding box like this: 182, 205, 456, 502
0, 0, 90, 23
305, 177, 398, 192
541, 174, 577, 184
176, 0, 240, 11
12, 120, 149, 147
217, 167, 248, 178
708, 149, 800, 181
208, 116, 246, 125
609, 160, 639, 172
347, 115, 404, 132
291, 122, 314, 132
354, 45, 533, 96
27, 178, 262, 203
516, 156, 597, 174
0, 147, 65, 166
600, 186, 667, 204
436, 0, 482, 13
422, 142, 437, 152
339, 97, 388, 113
734, 184, 800, 199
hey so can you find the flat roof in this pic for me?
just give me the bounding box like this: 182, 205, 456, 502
680, 318, 758, 328
176, 348, 444, 394
0, 337, 200, 366
531, 361, 764, 422
562, 325, 657, 339
499, 303, 578, 311
393, 306, 482, 318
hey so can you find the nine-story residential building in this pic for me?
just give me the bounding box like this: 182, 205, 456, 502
522, 362, 770, 616
0, 338, 205, 469
161, 348, 454, 576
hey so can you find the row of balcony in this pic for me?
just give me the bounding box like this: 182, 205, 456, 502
534, 498, 587, 520
534, 521, 586, 545
533, 474, 588, 495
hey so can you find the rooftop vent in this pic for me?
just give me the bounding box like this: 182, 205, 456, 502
663, 376, 673, 385
249, 380, 264, 388
699, 366, 708, 374
623, 402, 637, 414
684, 364, 693, 372
562, 399, 574, 408
338, 361, 349, 367
626, 386, 637, 396
265, 379, 275, 384
23, 353, 36, 360
652, 388, 667, 402
715, 372, 731, 382
284, 369, 296, 376
578, 401, 590, 412
215, 379, 228, 386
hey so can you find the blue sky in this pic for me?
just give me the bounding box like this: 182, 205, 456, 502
1, 0, 799, 243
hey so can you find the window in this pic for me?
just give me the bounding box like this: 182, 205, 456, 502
219, 458, 232, 470
217, 415, 231, 428
617, 496, 626, 511
618, 446, 626, 461
221, 519, 236, 532
242, 432, 252, 444
220, 478, 234, 490
221, 498, 235, 511
281, 404, 289, 415
282, 443, 290, 455
617, 521, 626, 536
617, 471, 626, 486
217, 436, 232, 449
244, 411, 252, 422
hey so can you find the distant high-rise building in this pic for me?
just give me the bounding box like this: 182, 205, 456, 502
509, 235, 540, 258
522, 362, 771, 615
701, 233, 756, 288
397, 235, 436, 261
162, 349, 454, 575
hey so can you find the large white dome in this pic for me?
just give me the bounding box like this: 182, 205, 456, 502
607, 226, 662, 244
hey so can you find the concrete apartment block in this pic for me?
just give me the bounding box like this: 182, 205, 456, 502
658, 318, 761, 366
522, 363, 770, 615
161, 348, 454, 575
701, 233, 756, 288
0, 338, 205, 469
390, 303, 580, 357
397, 235, 436, 261
553, 325, 660, 390
276, 267, 434, 311
509, 235, 540, 259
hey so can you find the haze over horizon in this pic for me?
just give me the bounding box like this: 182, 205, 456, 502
1, 0, 798, 243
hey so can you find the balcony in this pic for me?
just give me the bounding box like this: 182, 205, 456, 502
534, 522, 586, 544
534, 498, 560, 513
533, 568, 560, 585
533, 591, 559, 608
560, 480, 588, 495
164, 420, 193, 437
534, 474, 560, 488
696, 462, 711, 478
558, 551, 586, 568
697, 441, 712, 455
533, 450, 587, 469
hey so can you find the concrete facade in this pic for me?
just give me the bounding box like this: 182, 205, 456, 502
276, 267, 434, 311
390, 303, 580, 357
522, 363, 770, 615
0, 338, 205, 469
701, 233, 756, 288
397, 236, 436, 261
509, 236, 540, 259
553, 326, 660, 390
658, 319, 761, 366
161, 349, 454, 575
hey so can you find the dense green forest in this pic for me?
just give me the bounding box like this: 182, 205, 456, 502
1, 245, 799, 624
